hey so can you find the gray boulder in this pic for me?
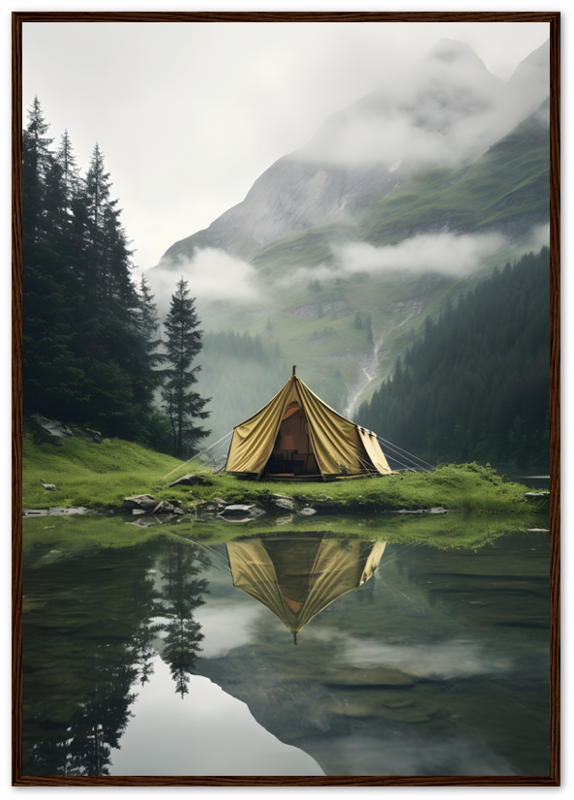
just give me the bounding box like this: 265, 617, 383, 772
123, 494, 157, 512
272, 496, 296, 511
32, 414, 75, 439
153, 500, 184, 515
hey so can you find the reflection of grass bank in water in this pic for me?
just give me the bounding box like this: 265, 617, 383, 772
22, 508, 548, 560
22, 515, 185, 559
178, 510, 546, 550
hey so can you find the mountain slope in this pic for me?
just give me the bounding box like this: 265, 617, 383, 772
157, 38, 548, 268
250, 97, 549, 274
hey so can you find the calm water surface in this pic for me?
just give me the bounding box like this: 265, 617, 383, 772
22, 515, 550, 778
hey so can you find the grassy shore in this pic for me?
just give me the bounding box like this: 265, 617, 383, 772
22, 424, 546, 516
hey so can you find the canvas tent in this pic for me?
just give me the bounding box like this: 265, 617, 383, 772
227, 536, 387, 643
225, 372, 391, 480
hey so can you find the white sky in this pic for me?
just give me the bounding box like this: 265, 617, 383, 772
22, 18, 550, 271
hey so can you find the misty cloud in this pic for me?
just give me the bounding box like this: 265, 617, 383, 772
298, 38, 549, 169
274, 232, 509, 290
150, 248, 260, 309
334, 232, 508, 277
153, 226, 549, 305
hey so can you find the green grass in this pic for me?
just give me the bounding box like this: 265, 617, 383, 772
23, 424, 544, 518
174, 461, 540, 514
22, 428, 547, 557
22, 427, 183, 510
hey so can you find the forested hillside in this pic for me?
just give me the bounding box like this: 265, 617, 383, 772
358, 248, 550, 466
21, 99, 209, 456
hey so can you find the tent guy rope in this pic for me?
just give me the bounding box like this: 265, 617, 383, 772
159, 430, 233, 481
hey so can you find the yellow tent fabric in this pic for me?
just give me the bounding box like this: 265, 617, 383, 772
227, 537, 387, 637
225, 374, 391, 479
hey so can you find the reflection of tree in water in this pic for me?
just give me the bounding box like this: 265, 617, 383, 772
32, 648, 138, 775
22, 540, 207, 776
157, 543, 210, 697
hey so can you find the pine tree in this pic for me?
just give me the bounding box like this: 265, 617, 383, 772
161, 278, 211, 457
55, 130, 81, 212
22, 97, 54, 246
137, 277, 163, 366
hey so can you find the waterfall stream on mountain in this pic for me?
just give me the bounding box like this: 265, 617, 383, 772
344, 335, 384, 420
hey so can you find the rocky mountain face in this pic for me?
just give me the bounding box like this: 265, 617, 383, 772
157, 38, 549, 268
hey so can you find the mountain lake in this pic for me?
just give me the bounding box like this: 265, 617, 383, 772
21, 506, 551, 779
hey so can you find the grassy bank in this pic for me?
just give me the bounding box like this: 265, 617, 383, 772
22, 425, 545, 515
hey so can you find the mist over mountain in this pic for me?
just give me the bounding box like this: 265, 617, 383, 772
156, 38, 549, 266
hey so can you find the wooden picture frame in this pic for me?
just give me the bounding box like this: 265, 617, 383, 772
10, 11, 561, 788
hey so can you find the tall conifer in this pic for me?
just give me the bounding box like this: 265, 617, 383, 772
161, 278, 210, 457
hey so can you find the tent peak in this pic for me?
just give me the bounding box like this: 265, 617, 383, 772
292, 365, 296, 376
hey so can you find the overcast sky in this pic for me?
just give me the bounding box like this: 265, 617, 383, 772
22, 18, 549, 272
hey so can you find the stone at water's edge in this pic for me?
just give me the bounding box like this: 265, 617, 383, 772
271, 496, 296, 511
220, 504, 254, 514
122, 495, 185, 515
123, 494, 157, 511
23, 507, 93, 517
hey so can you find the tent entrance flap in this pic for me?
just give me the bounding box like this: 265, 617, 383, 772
225, 374, 392, 480
263, 402, 320, 477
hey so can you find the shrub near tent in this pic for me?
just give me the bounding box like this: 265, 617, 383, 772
225, 369, 391, 481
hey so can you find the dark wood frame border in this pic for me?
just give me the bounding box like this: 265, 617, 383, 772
12, 10, 561, 787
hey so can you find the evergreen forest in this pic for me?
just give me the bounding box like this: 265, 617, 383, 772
21, 98, 210, 456
358, 248, 550, 467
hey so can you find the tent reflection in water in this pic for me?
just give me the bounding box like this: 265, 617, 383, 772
225, 369, 391, 480
227, 537, 387, 644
